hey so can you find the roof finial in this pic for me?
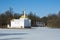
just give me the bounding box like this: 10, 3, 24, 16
24, 8, 26, 18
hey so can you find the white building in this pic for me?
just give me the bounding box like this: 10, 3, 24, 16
36, 22, 45, 27
7, 10, 31, 28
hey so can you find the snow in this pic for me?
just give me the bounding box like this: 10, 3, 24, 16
0, 27, 60, 40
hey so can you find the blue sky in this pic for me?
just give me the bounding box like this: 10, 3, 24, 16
0, 0, 60, 17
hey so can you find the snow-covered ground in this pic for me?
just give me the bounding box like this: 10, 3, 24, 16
0, 27, 60, 40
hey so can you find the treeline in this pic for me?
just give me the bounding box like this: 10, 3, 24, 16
0, 8, 60, 28
41, 11, 60, 28
47, 12, 60, 28
0, 8, 40, 28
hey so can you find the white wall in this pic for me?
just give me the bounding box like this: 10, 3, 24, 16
24, 19, 31, 27
11, 20, 20, 28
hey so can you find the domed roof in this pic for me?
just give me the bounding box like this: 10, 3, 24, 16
20, 14, 28, 18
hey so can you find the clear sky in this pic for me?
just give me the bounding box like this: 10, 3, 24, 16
0, 0, 60, 17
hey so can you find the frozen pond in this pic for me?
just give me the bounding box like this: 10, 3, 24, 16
0, 27, 60, 40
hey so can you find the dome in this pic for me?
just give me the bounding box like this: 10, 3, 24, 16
20, 14, 28, 18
